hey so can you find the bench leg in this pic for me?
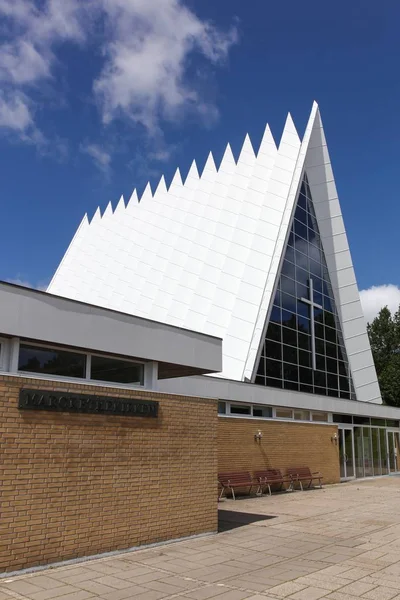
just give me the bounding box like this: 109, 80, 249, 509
319, 478, 322, 489
299, 480, 303, 491
219, 486, 225, 500
231, 487, 236, 500
267, 483, 271, 496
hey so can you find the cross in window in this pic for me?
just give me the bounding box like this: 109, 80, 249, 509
300, 278, 322, 371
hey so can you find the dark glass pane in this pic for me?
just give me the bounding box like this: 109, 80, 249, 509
269, 305, 281, 323
297, 316, 310, 333
281, 259, 295, 278
297, 192, 307, 210
314, 370, 326, 387
333, 414, 352, 424
284, 363, 298, 382
323, 294, 333, 313
326, 342, 337, 358
341, 391, 350, 399
297, 298, 310, 318
218, 402, 226, 414
315, 386, 327, 396
299, 350, 312, 367
339, 375, 350, 392
326, 358, 338, 374
257, 356, 266, 376
296, 206, 308, 225
324, 312, 336, 328
298, 332, 311, 351
386, 420, 399, 428
265, 341, 281, 361
327, 373, 339, 391
284, 380, 299, 391
294, 219, 308, 240
296, 280, 308, 299
91, 355, 144, 384
255, 375, 266, 385
300, 384, 313, 394
231, 405, 251, 415
280, 275, 296, 297
282, 327, 297, 346
314, 291, 323, 307
266, 377, 282, 388
253, 406, 273, 418
315, 338, 325, 355
283, 344, 297, 363
315, 321, 324, 339
325, 326, 338, 344
266, 359, 282, 379
313, 277, 323, 294
281, 292, 296, 312
18, 344, 86, 379
327, 388, 339, 398
296, 265, 309, 286
354, 416, 371, 425
266, 323, 281, 342
282, 310, 297, 329
299, 367, 313, 384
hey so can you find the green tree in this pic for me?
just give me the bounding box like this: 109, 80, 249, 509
367, 305, 400, 406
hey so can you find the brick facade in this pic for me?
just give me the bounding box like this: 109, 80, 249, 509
218, 417, 340, 485
0, 375, 218, 573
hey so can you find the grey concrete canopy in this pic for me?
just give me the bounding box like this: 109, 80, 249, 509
0, 282, 222, 378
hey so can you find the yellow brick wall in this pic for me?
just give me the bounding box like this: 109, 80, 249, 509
0, 375, 218, 573
218, 417, 340, 485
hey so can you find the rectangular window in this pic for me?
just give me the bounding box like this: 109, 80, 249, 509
353, 416, 371, 425
294, 409, 310, 421
253, 406, 272, 418
312, 412, 328, 422
275, 408, 293, 419
230, 404, 251, 415
333, 414, 352, 424
90, 354, 144, 384
218, 401, 226, 414
18, 343, 86, 379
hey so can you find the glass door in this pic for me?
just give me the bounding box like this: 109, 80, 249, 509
387, 431, 400, 474
339, 427, 355, 480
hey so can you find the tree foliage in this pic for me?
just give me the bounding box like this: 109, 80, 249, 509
367, 305, 400, 406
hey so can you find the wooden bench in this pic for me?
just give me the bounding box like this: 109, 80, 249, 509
253, 469, 293, 495
287, 467, 323, 491
218, 471, 254, 500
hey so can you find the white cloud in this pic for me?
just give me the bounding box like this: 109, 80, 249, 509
95, 0, 238, 133
81, 143, 112, 173
360, 284, 400, 323
0, 0, 89, 136
0, 0, 238, 154
0, 92, 33, 131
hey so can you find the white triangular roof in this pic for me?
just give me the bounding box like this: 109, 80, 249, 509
48, 103, 381, 404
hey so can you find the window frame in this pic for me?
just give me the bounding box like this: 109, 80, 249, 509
16, 340, 146, 388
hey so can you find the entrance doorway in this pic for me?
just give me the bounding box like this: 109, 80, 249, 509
339, 426, 400, 479
387, 430, 400, 474
339, 427, 355, 480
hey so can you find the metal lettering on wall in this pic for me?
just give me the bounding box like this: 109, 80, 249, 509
18, 389, 158, 418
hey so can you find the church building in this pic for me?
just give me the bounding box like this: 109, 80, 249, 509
48, 102, 400, 483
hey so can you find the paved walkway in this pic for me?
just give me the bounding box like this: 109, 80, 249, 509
3, 478, 400, 600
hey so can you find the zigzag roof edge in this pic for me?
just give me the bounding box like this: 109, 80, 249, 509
47, 212, 89, 292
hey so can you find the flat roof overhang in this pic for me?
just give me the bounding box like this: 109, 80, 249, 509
159, 374, 400, 420
0, 282, 222, 379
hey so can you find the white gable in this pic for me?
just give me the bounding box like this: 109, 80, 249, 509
48, 103, 381, 403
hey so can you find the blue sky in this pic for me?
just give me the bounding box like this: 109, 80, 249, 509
1, 0, 399, 320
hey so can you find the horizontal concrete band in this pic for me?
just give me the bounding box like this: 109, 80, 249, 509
0, 282, 222, 376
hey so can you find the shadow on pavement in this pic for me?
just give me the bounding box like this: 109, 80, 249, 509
218, 510, 276, 532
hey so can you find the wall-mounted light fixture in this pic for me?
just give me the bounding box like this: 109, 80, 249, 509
254, 430, 263, 442
331, 433, 338, 445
